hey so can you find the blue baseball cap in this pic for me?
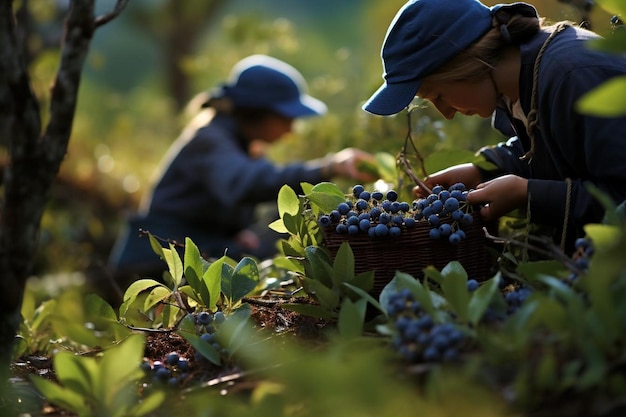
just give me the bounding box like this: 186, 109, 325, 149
363, 0, 537, 116
214, 55, 327, 118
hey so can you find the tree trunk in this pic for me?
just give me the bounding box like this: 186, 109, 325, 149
0, 0, 128, 411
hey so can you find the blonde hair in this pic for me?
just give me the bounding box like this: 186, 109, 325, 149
423, 12, 542, 84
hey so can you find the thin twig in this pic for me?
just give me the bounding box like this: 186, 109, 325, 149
482, 227, 583, 275
94, 0, 130, 28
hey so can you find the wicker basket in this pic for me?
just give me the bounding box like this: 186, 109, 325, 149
321, 212, 498, 296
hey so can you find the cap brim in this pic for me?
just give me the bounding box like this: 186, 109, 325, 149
362, 78, 421, 116
273, 94, 327, 118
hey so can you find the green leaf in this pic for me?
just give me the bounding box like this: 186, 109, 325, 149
468, 276, 500, 326
380, 272, 438, 318
576, 76, 626, 117
122, 279, 165, 306
586, 31, 626, 55
30, 376, 88, 415
268, 218, 289, 233
337, 298, 366, 339
162, 242, 184, 288
351, 270, 374, 293
127, 391, 166, 417
343, 282, 383, 314
282, 212, 301, 236
149, 233, 166, 259
98, 334, 146, 402
183, 238, 206, 297
375, 152, 398, 182
331, 242, 355, 288
277, 185, 301, 218
304, 246, 334, 287
228, 257, 260, 304
144, 286, 173, 311
203, 256, 225, 310
439, 261, 470, 322
301, 277, 340, 311
53, 352, 97, 399
177, 330, 221, 365
307, 182, 345, 212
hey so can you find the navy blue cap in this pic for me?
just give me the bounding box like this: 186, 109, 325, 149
363, 0, 538, 116
214, 55, 327, 118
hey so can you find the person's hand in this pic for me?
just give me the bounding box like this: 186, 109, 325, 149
466, 174, 528, 221
327, 148, 378, 183
234, 229, 260, 250
413, 163, 483, 197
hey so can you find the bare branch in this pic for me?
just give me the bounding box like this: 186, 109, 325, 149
95, 0, 131, 28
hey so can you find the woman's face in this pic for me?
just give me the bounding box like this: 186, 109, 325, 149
417, 77, 498, 120
256, 113, 294, 143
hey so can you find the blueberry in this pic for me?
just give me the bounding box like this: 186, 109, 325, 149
389, 226, 402, 237
337, 202, 350, 215
467, 279, 479, 292
347, 216, 359, 226
336, 223, 348, 234
348, 225, 359, 235
461, 213, 473, 226
355, 199, 369, 211
140, 359, 152, 372
165, 352, 179, 366
404, 217, 416, 228
329, 210, 341, 222
449, 232, 462, 245
318, 215, 332, 228
444, 197, 459, 212
374, 223, 389, 237
431, 200, 443, 213
399, 202, 410, 212
386, 190, 398, 202
429, 228, 441, 240
359, 219, 371, 231
439, 223, 452, 238
428, 214, 440, 227
379, 212, 391, 224
372, 191, 384, 201
197, 311, 213, 325
438, 190, 450, 202
177, 358, 190, 372
214, 311, 226, 324
154, 367, 171, 381
200, 332, 215, 343
431, 185, 443, 195
359, 191, 371, 201
352, 184, 365, 198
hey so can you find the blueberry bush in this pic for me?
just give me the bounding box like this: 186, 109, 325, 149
8, 2, 626, 416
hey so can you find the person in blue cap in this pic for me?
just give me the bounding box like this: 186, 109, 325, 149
108, 54, 376, 293
364, 0, 626, 253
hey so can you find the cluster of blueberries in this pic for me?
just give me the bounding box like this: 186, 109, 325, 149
387, 288, 468, 363
318, 183, 475, 244
140, 310, 228, 388
412, 183, 474, 244
141, 351, 190, 388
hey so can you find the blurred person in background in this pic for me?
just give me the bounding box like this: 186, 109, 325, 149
107, 54, 376, 297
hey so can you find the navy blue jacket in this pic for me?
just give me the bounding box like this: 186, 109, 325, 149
481, 25, 626, 249
109, 112, 327, 273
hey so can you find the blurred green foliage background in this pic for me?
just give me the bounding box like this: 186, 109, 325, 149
23, 0, 614, 288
